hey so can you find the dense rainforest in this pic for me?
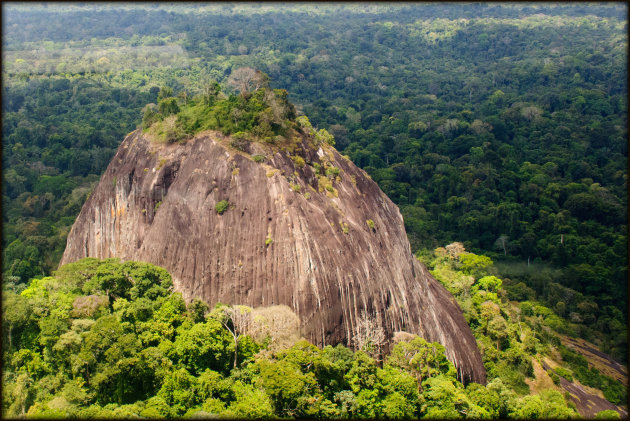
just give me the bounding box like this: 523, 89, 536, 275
2, 3, 627, 418
2, 254, 623, 418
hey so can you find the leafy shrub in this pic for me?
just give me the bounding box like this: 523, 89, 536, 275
596, 409, 621, 419
473, 276, 503, 293
296, 115, 315, 136
340, 222, 349, 234
602, 379, 627, 405
158, 97, 180, 116
142, 104, 161, 129
519, 301, 534, 316
315, 128, 335, 146
504, 281, 536, 301
326, 166, 340, 179
148, 115, 189, 143
291, 155, 305, 168
550, 372, 560, 385
252, 155, 265, 163
215, 200, 229, 215
459, 253, 494, 277
554, 367, 573, 382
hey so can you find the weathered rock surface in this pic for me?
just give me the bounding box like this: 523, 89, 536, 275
61, 129, 486, 384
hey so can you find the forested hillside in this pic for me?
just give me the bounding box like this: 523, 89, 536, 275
2, 256, 622, 418
2, 3, 627, 418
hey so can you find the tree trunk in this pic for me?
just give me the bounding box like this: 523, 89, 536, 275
233, 338, 238, 369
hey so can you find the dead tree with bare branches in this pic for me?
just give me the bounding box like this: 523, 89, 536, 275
227, 67, 269, 96
353, 310, 386, 361
222, 305, 253, 369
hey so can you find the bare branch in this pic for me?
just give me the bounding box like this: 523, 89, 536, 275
227, 67, 269, 96
353, 310, 386, 360
222, 305, 252, 368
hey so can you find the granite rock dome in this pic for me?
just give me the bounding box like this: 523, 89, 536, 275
61, 128, 486, 384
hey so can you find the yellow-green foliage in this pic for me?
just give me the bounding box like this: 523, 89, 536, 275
425, 244, 537, 395
5, 256, 583, 419
325, 166, 340, 179
423, 242, 619, 408
459, 253, 494, 277
215, 200, 229, 214
145, 86, 297, 147
20, 276, 54, 298
317, 175, 338, 197
407, 18, 466, 44
296, 115, 315, 136
147, 115, 189, 144
176, 101, 219, 133
314, 128, 335, 146
366, 219, 375, 230
339, 221, 349, 234
290, 155, 305, 168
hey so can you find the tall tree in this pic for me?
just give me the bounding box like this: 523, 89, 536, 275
227, 67, 269, 96
222, 305, 252, 369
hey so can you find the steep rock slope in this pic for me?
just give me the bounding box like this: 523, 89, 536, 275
61, 129, 486, 384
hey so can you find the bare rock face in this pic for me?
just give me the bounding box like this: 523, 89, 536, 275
61, 129, 486, 384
